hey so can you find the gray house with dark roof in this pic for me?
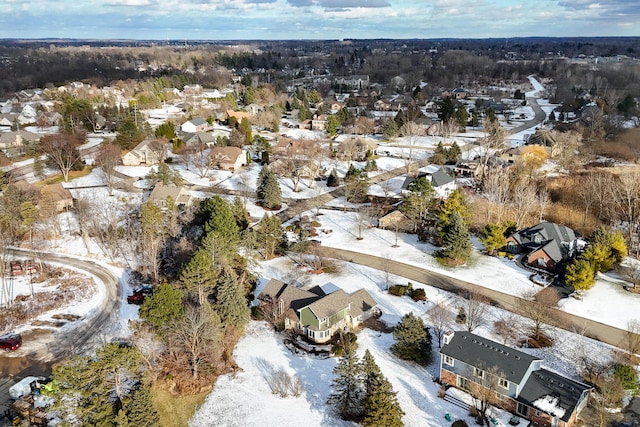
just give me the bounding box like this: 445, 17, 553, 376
401, 165, 457, 199
505, 222, 579, 271
258, 279, 378, 343
440, 331, 591, 427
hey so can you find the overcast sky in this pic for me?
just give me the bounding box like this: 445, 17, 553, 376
2, 0, 639, 40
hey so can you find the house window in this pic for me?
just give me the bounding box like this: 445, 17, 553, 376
457, 376, 470, 390
443, 355, 454, 367
517, 402, 529, 416
474, 368, 484, 379
499, 378, 509, 389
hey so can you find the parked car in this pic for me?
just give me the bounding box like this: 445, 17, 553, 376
126, 285, 153, 305
0, 333, 22, 351
10, 261, 23, 276
24, 260, 37, 274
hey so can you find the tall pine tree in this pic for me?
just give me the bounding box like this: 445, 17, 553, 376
179, 249, 219, 305
256, 165, 282, 210
327, 348, 364, 421
439, 211, 472, 263
214, 269, 250, 330
361, 350, 404, 427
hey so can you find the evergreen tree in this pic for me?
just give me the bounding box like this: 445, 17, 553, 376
391, 312, 432, 365
447, 141, 462, 163
139, 283, 185, 331
231, 196, 250, 231
361, 351, 404, 427
239, 117, 252, 144
256, 165, 282, 209
439, 97, 455, 122
438, 188, 471, 233
327, 348, 364, 421
253, 213, 285, 259
431, 142, 447, 164
565, 257, 596, 291
479, 223, 507, 255
201, 196, 241, 245
327, 168, 340, 187
455, 106, 468, 129
51, 344, 146, 426
383, 119, 399, 141
120, 382, 159, 426
214, 269, 250, 329
179, 249, 218, 305
146, 162, 183, 186
115, 114, 148, 150
439, 211, 473, 263
327, 115, 339, 137
400, 176, 435, 234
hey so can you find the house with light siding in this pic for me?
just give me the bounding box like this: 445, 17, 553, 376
258, 279, 378, 343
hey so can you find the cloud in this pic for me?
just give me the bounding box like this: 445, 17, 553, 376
317, 0, 390, 8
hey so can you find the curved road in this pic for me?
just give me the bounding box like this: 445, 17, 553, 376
7, 248, 121, 360
325, 247, 639, 350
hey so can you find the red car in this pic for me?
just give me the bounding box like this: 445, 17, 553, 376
127, 286, 153, 305
0, 333, 22, 351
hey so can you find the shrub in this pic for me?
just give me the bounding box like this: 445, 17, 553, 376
613, 364, 638, 390
411, 288, 427, 302
452, 421, 468, 427
389, 284, 409, 296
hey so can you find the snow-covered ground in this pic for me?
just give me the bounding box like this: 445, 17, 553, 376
4, 74, 636, 425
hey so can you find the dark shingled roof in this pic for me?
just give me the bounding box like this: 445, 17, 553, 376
441, 331, 541, 384
510, 221, 578, 263
517, 368, 591, 422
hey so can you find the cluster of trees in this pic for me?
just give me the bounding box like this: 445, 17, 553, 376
564, 228, 627, 291
328, 348, 404, 426
50, 343, 160, 426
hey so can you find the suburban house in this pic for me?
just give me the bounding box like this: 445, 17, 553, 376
180, 117, 209, 133
258, 279, 378, 344
378, 210, 412, 232
440, 331, 591, 427
505, 222, 580, 271
500, 146, 523, 164
401, 165, 457, 199
311, 114, 328, 131
148, 182, 193, 209
272, 138, 300, 156
121, 139, 166, 166
182, 132, 217, 147
0, 131, 41, 149
207, 146, 246, 171
40, 183, 74, 212
442, 87, 467, 99
225, 110, 251, 124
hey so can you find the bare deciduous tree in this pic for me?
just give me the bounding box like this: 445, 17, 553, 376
400, 121, 424, 175
40, 132, 84, 182
483, 168, 510, 223
519, 288, 564, 347
94, 143, 121, 196
459, 291, 490, 333
166, 304, 223, 381
511, 181, 537, 228
477, 120, 506, 185
493, 312, 524, 346
427, 301, 454, 348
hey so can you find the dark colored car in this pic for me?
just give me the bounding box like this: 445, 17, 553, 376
126, 286, 153, 305
0, 333, 22, 351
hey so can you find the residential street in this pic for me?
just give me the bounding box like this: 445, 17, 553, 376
325, 247, 638, 350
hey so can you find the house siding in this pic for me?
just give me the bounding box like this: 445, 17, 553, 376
299, 307, 320, 329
